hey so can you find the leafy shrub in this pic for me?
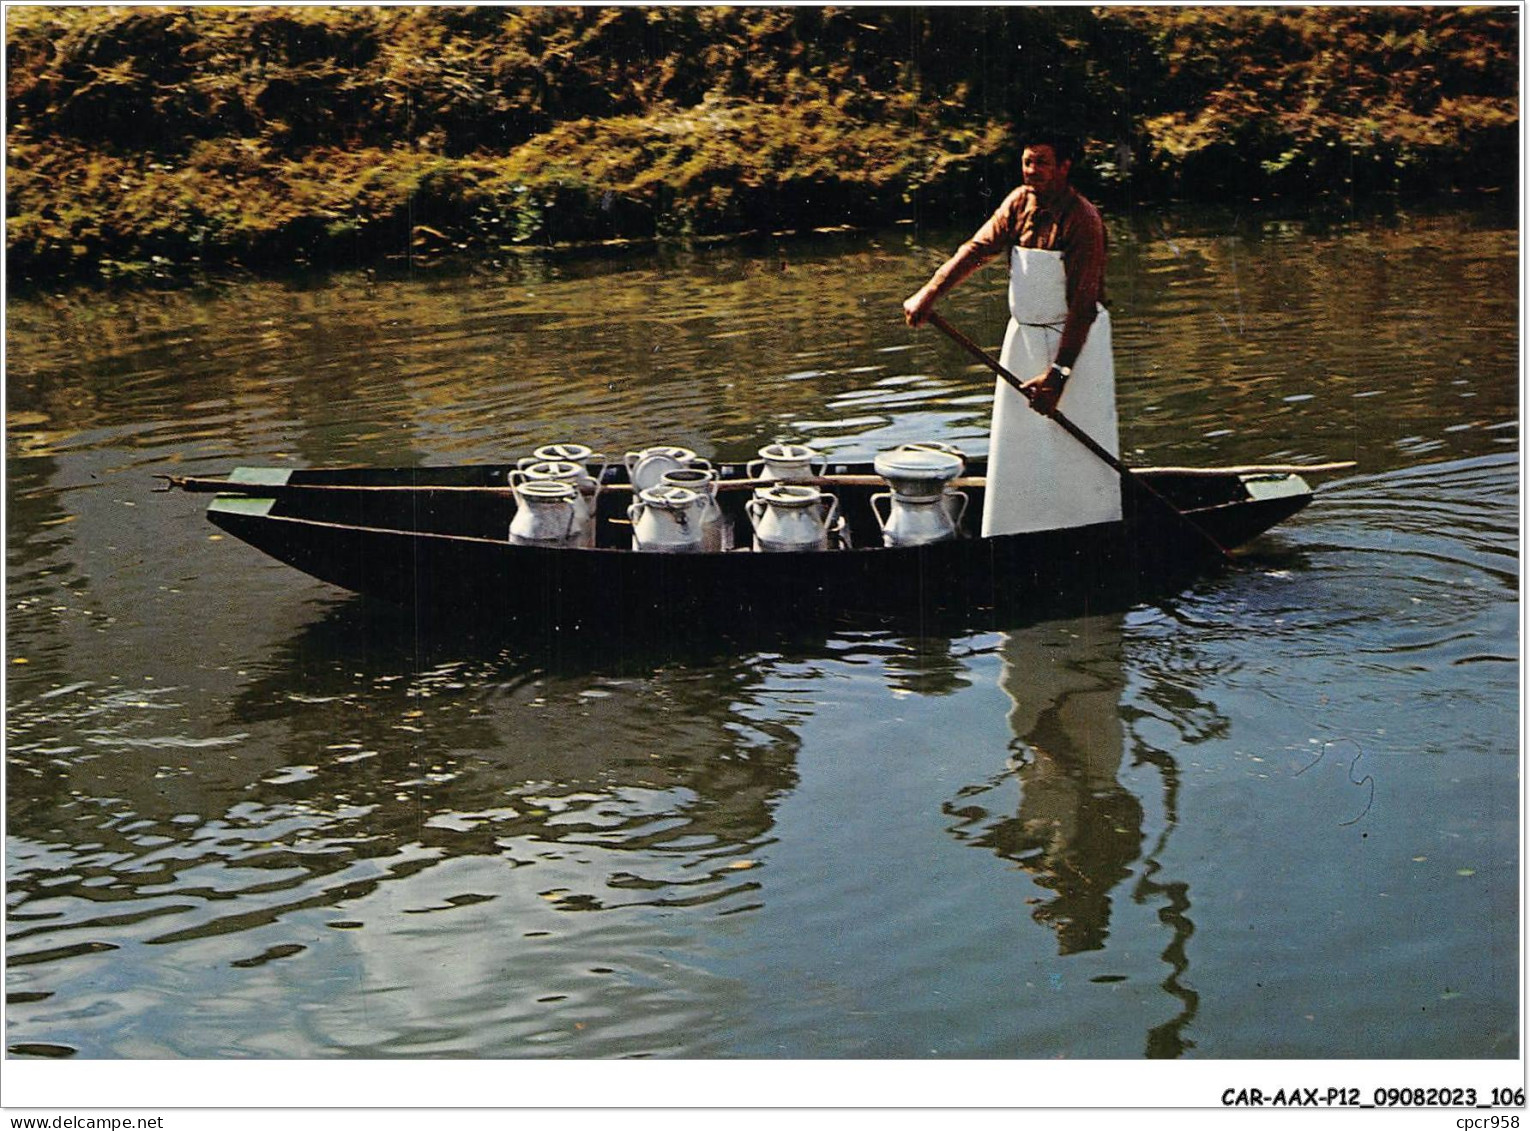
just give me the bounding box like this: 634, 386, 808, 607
4, 5, 1517, 284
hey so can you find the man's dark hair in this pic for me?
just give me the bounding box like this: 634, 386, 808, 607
1018, 128, 1081, 166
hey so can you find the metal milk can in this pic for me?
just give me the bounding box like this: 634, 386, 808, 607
748, 442, 826, 482
624, 445, 711, 493
658, 466, 731, 552
871, 445, 967, 547
508, 479, 582, 547
511, 459, 597, 547
747, 483, 843, 552
629, 484, 708, 553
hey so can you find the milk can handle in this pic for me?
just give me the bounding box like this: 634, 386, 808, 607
587, 452, 610, 492
508, 468, 527, 490
627, 502, 645, 550
745, 458, 765, 480
947, 489, 970, 530
870, 492, 892, 531
823, 495, 846, 550
745, 496, 765, 528
811, 451, 829, 478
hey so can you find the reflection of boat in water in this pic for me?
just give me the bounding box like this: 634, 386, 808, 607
3, 595, 829, 1057
161, 454, 1332, 632
7, 600, 809, 954
225, 602, 805, 874
946, 613, 1214, 1057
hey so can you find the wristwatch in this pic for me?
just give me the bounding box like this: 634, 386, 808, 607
1048, 363, 1072, 387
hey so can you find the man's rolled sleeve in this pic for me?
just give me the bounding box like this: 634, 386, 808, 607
927, 188, 1026, 298
1056, 202, 1106, 369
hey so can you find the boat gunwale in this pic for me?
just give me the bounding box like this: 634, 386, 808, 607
172, 460, 1352, 496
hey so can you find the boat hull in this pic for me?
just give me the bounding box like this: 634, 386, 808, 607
198, 460, 1315, 633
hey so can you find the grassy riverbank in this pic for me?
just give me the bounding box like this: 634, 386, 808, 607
5, 6, 1518, 286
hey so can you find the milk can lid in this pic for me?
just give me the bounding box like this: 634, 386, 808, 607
873, 447, 963, 480
534, 442, 594, 461
517, 479, 577, 499
759, 442, 818, 461
523, 459, 585, 479
639, 484, 700, 507
660, 466, 717, 484
755, 483, 822, 505
634, 444, 696, 461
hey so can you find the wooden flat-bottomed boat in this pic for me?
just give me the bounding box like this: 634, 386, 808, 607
162, 453, 1347, 634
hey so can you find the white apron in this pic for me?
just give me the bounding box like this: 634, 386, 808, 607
981, 245, 1122, 537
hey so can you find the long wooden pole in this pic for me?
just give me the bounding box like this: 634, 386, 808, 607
924, 310, 1236, 563
157, 460, 1353, 500
156, 473, 978, 496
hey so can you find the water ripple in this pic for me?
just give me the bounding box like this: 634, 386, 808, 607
5, 211, 1519, 1060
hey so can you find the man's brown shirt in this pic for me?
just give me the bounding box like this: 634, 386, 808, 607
929, 184, 1108, 369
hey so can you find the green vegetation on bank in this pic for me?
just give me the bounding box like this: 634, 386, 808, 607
5, 5, 1518, 285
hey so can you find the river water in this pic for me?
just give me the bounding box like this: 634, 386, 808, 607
4, 203, 1519, 1072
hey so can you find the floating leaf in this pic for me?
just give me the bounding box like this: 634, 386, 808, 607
1456, 868, 1477, 877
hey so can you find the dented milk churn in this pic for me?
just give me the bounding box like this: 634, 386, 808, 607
658, 466, 731, 552
747, 483, 844, 552
508, 479, 582, 547
511, 459, 597, 547
629, 484, 709, 553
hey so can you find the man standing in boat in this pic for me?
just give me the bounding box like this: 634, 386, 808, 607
903, 130, 1120, 538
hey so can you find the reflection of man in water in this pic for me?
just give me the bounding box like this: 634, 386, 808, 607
976, 616, 1142, 954
947, 613, 1202, 1055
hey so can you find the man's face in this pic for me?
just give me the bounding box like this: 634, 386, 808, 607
1022, 145, 1071, 197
